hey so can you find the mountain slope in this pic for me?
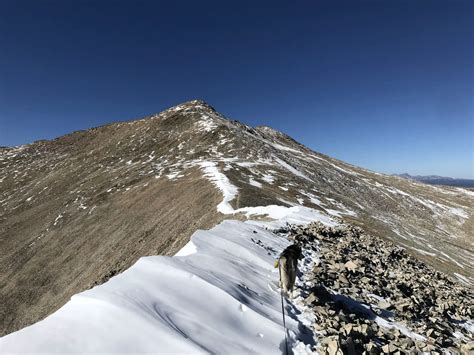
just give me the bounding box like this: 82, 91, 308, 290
1, 100, 472, 336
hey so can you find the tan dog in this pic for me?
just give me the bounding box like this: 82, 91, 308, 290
277, 244, 302, 298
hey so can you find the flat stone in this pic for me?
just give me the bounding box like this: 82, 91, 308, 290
381, 344, 390, 353
344, 260, 359, 272
378, 300, 392, 309
326, 339, 341, 355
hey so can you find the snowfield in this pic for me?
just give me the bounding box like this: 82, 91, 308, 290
0, 216, 328, 354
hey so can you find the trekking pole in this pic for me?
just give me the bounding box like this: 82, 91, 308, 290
278, 263, 290, 355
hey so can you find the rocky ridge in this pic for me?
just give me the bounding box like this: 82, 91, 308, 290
283, 222, 473, 354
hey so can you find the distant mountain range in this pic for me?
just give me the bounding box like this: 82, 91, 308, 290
395, 173, 474, 188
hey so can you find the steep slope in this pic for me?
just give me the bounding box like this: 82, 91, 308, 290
1, 100, 472, 336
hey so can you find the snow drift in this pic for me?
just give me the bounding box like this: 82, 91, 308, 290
0, 218, 323, 354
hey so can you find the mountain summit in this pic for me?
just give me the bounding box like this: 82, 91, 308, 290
0, 100, 472, 336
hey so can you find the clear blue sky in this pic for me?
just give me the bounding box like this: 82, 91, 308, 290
1, 0, 472, 178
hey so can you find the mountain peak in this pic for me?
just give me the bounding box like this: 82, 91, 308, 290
168, 99, 218, 114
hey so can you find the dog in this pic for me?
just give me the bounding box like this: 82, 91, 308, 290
277, 243, 302, 298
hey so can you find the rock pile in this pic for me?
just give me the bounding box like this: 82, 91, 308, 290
287, 222, 473, 354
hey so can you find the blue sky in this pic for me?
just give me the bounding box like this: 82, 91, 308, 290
1, 0, 472, 178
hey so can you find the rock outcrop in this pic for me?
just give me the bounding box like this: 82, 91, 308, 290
285, 222, 473, 354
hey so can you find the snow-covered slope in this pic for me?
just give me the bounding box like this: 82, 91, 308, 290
4, 213, 464, 353
0, 215, 329, 354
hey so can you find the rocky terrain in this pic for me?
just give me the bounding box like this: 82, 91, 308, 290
284, 222, 473, 354
1, 100, 472, 336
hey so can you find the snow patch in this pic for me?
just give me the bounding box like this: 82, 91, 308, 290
273, 157, 311, 182
261, 173, 275, 184
412, 247, 436, 257
248, 178, 262, 188
197, 161, 238, 214
196, 117, 218, 132
454, 272, 471, 286
53, 214, 63, 226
